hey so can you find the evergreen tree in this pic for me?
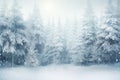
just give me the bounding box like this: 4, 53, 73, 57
0, 0, 14, 67
96, 0, 120, 63
0, 0, 7, 66
68, 16, 83, 64
79, 0, 97, 65
56, 18, 70, 64
26, 0, 45, 66
43, 18, 64, 65
8, 0, 28, 66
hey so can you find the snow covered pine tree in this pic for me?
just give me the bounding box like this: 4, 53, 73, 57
25, 0, 45, 66
96, 0, 120, 63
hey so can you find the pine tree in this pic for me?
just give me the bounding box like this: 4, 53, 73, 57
79, 0, 97, 65
0, 0, 7, 67
68, 16, 82, 64
56, 18, 70, 64
0, 0, 14, 67
26, 0, 45, 66
96, 0, 120, 63
43, 18, 65, 65
8, 0, 28, 66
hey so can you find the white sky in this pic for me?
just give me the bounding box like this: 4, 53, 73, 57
0, 0, 117, 24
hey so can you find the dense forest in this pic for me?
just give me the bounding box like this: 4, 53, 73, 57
0, 0, 120, 67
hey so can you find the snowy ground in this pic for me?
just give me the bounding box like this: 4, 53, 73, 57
0, 65, 120, 80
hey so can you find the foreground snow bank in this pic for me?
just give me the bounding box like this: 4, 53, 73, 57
0, 65, 120, 80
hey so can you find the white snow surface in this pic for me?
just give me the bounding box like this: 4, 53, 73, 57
0, 65, 120, 80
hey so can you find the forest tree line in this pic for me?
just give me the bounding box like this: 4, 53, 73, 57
0, 0, 120, 67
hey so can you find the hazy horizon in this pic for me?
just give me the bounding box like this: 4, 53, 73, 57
0, 0, 117, 24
